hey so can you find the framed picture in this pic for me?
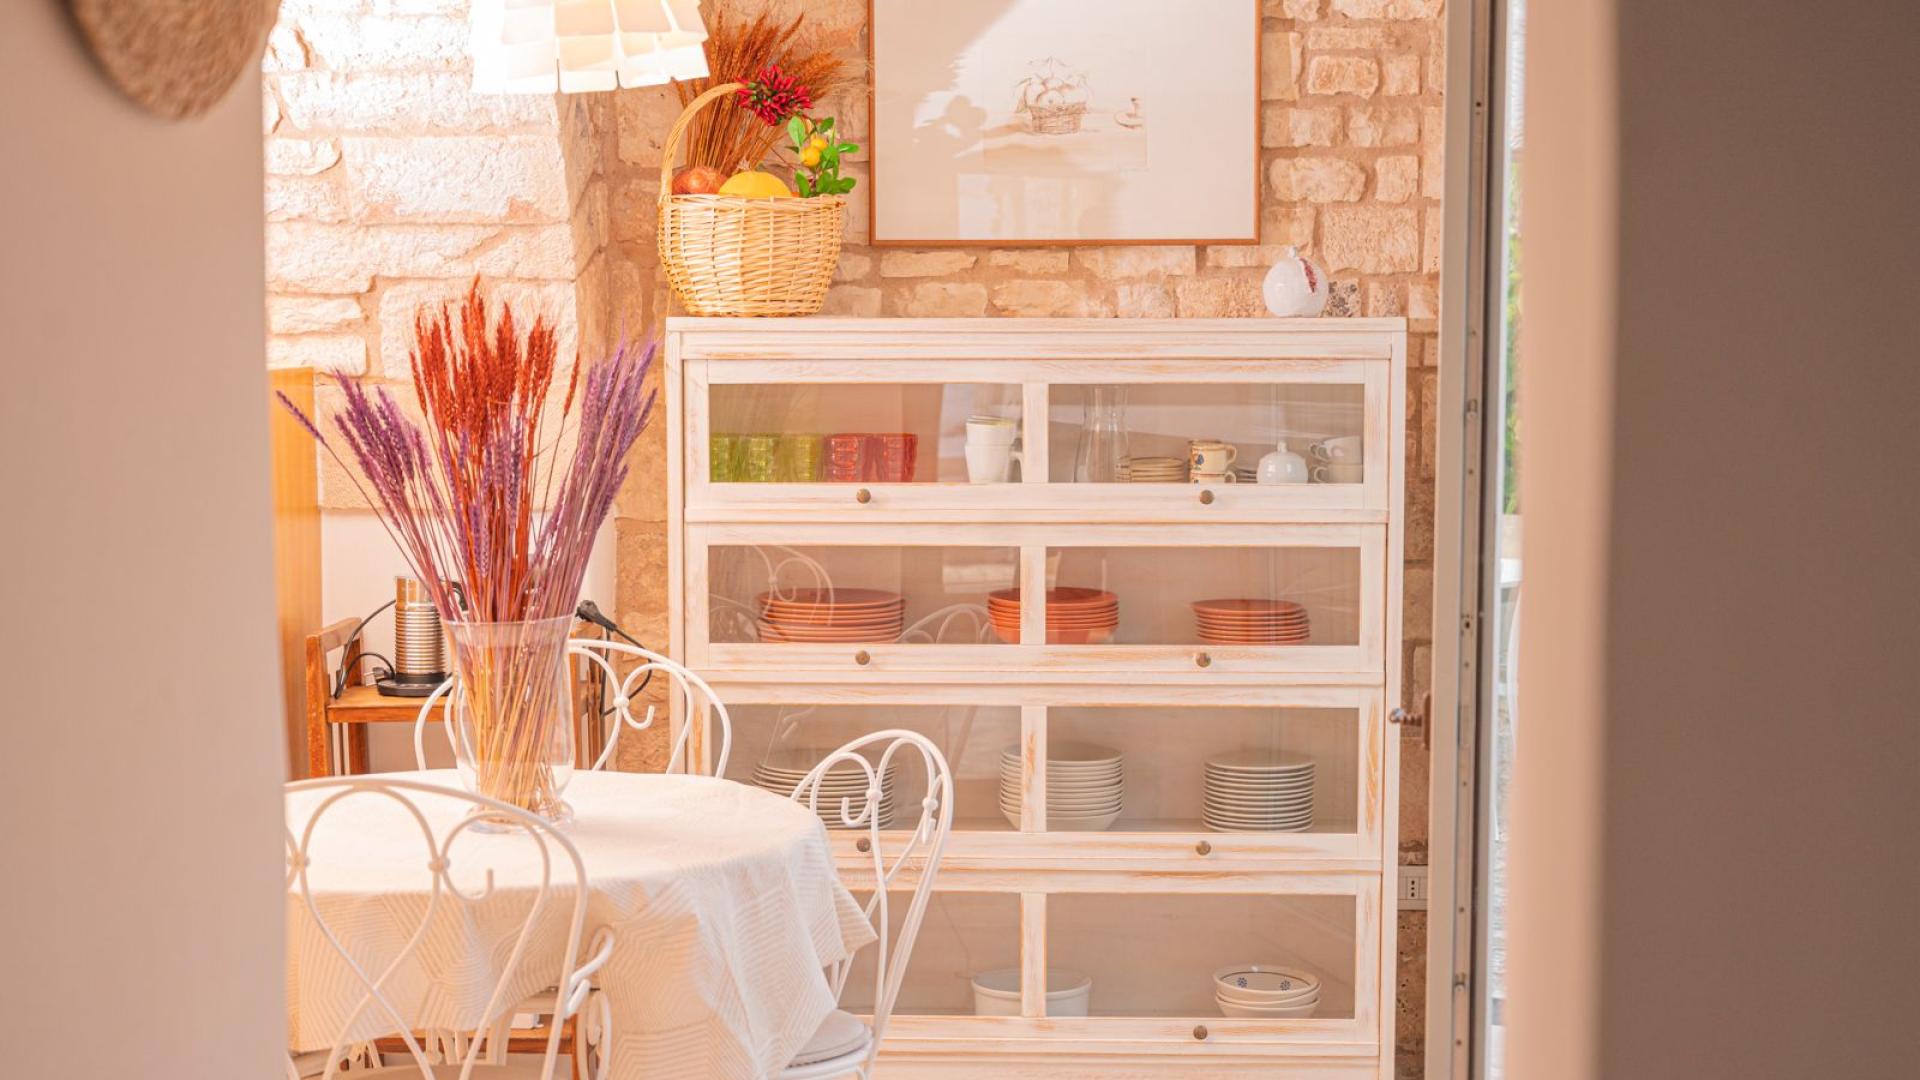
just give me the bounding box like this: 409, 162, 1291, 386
868, 0, 1260, 246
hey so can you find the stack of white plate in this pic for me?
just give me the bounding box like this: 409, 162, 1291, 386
1213, 964, 1321, 1018
1203, 750, 1315, 832
998, 742, 1124, 831
754, 750, 898, 830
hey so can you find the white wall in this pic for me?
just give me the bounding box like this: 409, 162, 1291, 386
0, 5, 284, 1077
1513, 2, 1920, 1078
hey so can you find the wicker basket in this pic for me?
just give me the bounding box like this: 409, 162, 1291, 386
657, 82, 845, 317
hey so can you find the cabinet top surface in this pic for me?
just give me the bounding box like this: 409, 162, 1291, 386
666, 316, 1408, 335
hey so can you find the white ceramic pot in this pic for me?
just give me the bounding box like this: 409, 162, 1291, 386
972, 968, 1093, 1017
1262, 245, 1330, 317
1257, 441, 1310, 484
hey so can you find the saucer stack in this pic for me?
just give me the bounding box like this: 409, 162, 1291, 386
999, 742, 1124, 831
1212, 964, 1321, 1019
757, 588, 905, 644
1119, 456, 1187, 483
988, 587, 1119, 645
1191, 598, 1311, 645
754, 750, 899, 829
1203, 750, 1315, 832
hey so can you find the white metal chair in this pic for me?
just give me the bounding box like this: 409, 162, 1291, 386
779, 731, 954, 1080
284, 776, 613, 1080
413, 639, 732, 777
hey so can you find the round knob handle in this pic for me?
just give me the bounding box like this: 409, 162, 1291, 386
854, 650, 872, 666
1198, 489, 1215, 505
855, 488, 872, 503
1195, 652, 1213, 668
1196, 840, 1212, 855
1192, 1025, 1209, 1041
855, 837, 872, 853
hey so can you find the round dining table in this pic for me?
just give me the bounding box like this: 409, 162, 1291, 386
285, 769, 876, 1080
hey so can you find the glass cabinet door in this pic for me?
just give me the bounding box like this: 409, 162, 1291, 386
1044, 887, 1374, 1033
840, 890, 1021, 1019
719, 701, 1019, 835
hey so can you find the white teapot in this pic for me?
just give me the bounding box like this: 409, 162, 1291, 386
1257, 440, 1310, 485
1262, 245, 1329, 318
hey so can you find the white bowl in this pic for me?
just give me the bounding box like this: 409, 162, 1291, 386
1213, 991, 1320, 1014
1213, 965, 1319, 999
972, 968, 1092, 1017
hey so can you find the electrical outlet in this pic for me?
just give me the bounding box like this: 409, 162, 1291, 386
1398, 866, 1429, 910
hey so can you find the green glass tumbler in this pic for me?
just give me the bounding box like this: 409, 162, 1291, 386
709, 433, 742, 483
737, 434, 779, 483
775, 434, 824, 482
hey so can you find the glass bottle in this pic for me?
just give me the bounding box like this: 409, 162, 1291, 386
1074, 385, 1131, 482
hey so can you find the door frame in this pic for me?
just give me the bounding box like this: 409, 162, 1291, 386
1427, 0, 1520, 1075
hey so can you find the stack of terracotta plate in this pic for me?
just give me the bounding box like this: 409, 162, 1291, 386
1191, 598, 1311, 645
987, 586, 1119, 645
756, 588, 905, 644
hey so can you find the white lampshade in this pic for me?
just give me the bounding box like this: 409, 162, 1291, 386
470, 0, 709, 94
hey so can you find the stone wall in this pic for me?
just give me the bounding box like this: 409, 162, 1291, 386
600, 3, 1443, 1065
262, 0, 613, 508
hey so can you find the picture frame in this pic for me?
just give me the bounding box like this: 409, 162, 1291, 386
867, 0, 1261, 247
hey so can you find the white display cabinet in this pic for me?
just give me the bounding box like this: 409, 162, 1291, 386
667, 318, 1407, 1078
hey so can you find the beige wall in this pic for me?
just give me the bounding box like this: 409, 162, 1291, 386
1514, 1, 1919, 1077
0, 4, 285, 1077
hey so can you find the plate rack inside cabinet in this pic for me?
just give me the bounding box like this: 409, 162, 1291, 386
666, 317, 1407, 1079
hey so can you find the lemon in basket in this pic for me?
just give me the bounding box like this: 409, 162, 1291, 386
718, 170, 794, 198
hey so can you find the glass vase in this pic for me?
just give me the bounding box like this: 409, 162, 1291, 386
1074, 385, 1131, 483
444, 614, 576, 824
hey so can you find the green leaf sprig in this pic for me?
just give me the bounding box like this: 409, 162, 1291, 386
786, 115, 858, 198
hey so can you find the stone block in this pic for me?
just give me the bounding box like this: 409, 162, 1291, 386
267, 138, 341, 176
1261, 32, 1302, 101
1173, 276, 1267, 318
1423, 207, 1443, 274
991, 279, 1094, 317
276, 72, 557, 132
1277, 0, 1323, 17
1319, 207, 1420, 272
820, 285, 882, 317
269, 223, 578, 292
880, 250, 978, 277
1407, 280, 1439, 326
1261, 206, 1318, 249
1325, 278, 1362, 317
270, 296, 364, 335
1269, 157, 1367, 203
266, 176, 349, 224
262, 24, 310, 72
1366, 281, 1406, 317
833, 252, 875, 281
989, 249, 1069, 274
1382, 53, 1422, 96
1261, 105, 1341, 148
1422, 106, 1446, 198
1332, 0, 1442, 16
613, 87, 685, 166
1112, 282, 1175, 318
263, 91, 282, 135
297, 15, 468, 71
269, 334, 367, 374
344, 136, 570, 223
1307, 27, 1395, 51
1402, 563, 1434, 643
1071, 246, 1197, 279
1375, 156, 1420, 203
1348, 107, 1421, 147
1305, 56, 1379, 97
893, 282, 987, 317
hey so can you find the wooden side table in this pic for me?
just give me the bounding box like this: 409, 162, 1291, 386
304, 617, 605, 778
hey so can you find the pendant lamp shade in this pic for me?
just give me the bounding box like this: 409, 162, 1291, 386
470, 0, 709, 94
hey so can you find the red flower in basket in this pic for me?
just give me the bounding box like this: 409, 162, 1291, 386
737, 64, 814, 127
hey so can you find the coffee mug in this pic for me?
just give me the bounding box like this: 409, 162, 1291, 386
1191, 469, 1239, 485
1189, 440, 1238, 475
967, 416, 1018, 447
1311, 436, 1363, 464
966, 443, 1024, 484
1312, 462, 1364, 484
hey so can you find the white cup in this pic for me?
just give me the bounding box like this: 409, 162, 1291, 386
1190, 469, 1239, 485
1311, 436, 1363, 464
1189, 440, 1238, 475
1312, 462, 1364, 484
967, 417, 1018, 447
967, 443, 1023, 483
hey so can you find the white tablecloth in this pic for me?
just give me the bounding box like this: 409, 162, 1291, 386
286, 770, 874, 1080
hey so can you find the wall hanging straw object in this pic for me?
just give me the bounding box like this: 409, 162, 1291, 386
68, 0, 282, 120
658, 83, 845, 317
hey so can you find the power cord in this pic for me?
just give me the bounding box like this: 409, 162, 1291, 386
331, 598, 397, 698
